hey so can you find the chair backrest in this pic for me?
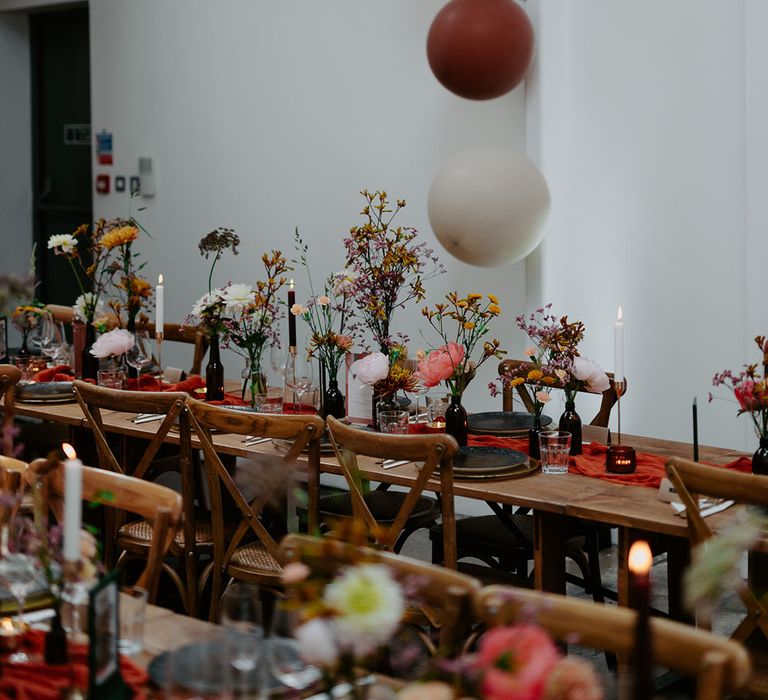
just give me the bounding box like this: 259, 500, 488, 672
25, 458, 182, 602
280, 533, 480, 656
0, 365, 21, 456
325, 415, 459, 568
186, 399, 325, 617
144, 322, 209, 376
498, 358, 623, 428
477, 585, 751, 699
72, 380, 195, 570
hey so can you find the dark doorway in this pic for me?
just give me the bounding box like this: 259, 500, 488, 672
30, 5, 91, 305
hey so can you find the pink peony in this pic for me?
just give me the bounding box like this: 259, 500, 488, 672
542, 657, 604, 700
416, 343, 465, 388
572, 357, 610, 394
477, 625, 560, 700
89, 328, 134, 358
350, 352, 389, 385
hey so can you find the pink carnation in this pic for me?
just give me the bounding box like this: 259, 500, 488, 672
89, 328, 134, 359
477, 625, 560, 700
416, 343, 465, 388
336, 335, 353, 351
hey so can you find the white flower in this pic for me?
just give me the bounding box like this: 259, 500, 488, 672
535, 390, 551, 404
350, 352, 389, 386
295, 618, 339, 667
523, 346, 536, 357
572, 357, 610, 394
73, 293, 106, 323
47, 233, 77, 255
90, 328, 134, 358
323, 563, 404, 658
332, 270, 358, 297
222, 283, 255, 314
190, 289, 225, 320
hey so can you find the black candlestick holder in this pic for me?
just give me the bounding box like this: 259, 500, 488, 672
606, 380, 637, 473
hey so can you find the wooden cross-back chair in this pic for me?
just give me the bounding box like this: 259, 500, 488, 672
0, 365, 21, 457
186, 399, 325, 621
72, 380, 209, 615
25, 457, 182, 603
280, 534, 480, 657
145, 322, 209, 376
498, 358, 624, 428
325, 415, 458, 569
666, 457, 768, 645
477, 585, 751, 700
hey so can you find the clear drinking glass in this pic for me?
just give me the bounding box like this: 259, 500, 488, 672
285, 354, 314, 413
268, 604, 322, 693
539, 430, 572, 475
378, 410, 409, 434
126, 330, 153, 375
219, 584, 264, 696
0, 551, 41, 663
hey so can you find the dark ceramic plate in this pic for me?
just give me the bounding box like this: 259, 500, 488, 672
454, 446, 529, 473
16, 381, 75, 404
468, 411, 552, 437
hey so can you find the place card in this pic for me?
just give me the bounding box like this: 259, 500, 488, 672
88, 571, 130, 700
345, 353, 372, 425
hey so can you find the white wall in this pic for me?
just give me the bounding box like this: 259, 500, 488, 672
526, 0, 758, 451
0, 10, 33, 346
88, 0, 528, 407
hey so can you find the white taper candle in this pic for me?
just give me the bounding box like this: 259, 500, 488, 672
62, 443, 82, 563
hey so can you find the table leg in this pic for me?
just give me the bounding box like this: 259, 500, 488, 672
534, 512, 567, 595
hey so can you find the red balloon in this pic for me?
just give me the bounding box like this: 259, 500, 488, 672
427, 0, 534, 100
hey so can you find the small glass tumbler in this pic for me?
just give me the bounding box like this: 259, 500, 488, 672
98, 368, 125, 389
426, 396, 450, 426
118, 587, 147, 655
379, 410, 409, 434
539, 430, 572, 475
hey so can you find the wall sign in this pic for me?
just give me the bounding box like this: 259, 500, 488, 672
96, 130, 113, 165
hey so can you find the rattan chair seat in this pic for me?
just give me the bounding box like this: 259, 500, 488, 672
229, 541, 282, 576
119, 517, 214, 555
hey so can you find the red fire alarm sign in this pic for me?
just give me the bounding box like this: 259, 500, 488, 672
95, 174, 110, 194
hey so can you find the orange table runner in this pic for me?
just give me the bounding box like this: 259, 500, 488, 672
0, 630, 146, 700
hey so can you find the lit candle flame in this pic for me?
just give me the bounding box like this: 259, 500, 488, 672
158, 274, 164, 285
617, 305, 623, 323
62, 443, 77, 460
1, 618, 14, 634
628, 540, 652, 575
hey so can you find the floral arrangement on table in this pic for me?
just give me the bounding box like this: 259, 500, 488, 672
220, 251, 291, 405
11, 302, 49, 354
711, 335, 768, 440
350, 347, 419, 417
291, 230, 355, 383
418, 293, 505, 399
48, 220, 123, 328
101, 221, 153, 330
342, 190, 443, 353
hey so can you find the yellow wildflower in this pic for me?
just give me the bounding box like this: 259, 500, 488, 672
489, 304, 501, 315
101, 225, 139, 249
509, 377, 525, 387
464, 322, 475, 330
457, 300, 468, 309
468, 293, 482, 300
542, 376, 556, 385
488, 293, 499, 304
527, 369, 543, 381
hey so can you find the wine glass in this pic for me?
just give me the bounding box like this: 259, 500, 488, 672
219, 584, 264, 696
40, 319, 67, 366
408, 380, 430, 424
165, 628, 233, 699
268, 603, 322, 693
27, 313, 54, 354
125, 330, 152, 375
270, 344, 291, 384
285, 354, 314, 413
0, 550, 41, 663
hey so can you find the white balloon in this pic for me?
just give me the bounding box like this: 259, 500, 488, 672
427, 148, 551, 267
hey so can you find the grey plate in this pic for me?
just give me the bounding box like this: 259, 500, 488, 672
468, 411, 552, 437
16, 381, 75, 403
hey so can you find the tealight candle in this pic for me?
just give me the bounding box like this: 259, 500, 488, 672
62, 443, 82, 564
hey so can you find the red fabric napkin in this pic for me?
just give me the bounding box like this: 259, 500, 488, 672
31, 365, 75, 383
411, 432, 753, 489
0, 629, 146, 700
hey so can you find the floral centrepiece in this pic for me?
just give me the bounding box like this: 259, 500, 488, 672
89, 328, 134, 360
343, 190, 443, 352
419, 293, 505, 398
11, 303, 48, 353
711, 335, 768, 439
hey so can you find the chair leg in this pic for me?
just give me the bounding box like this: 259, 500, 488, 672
584, 531, 606, 605
431, 530, 445, 565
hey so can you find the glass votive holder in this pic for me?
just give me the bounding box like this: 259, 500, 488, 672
539, 430, 572, 475
426, 396, 450, 424
379, 410, 409, 434
98, 368, 125, 389
10, 355, 33, 383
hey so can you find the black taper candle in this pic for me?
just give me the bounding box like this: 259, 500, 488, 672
693, 397, 699, 462
629, 541, 654, 700
288, 279, 296, 348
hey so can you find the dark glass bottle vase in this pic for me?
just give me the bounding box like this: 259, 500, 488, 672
372, 393, 398, 431
444, 394, 468, 447
81, 324, 99, 381
559, 400, 582, 456
322, 378, 345, 420
18, 330, 31, 357
753, 436, 768, 475
205, 333, 225, 401
528, 414, 543, 460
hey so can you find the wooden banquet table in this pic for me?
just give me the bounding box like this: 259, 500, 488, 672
11, 398, 748, 616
